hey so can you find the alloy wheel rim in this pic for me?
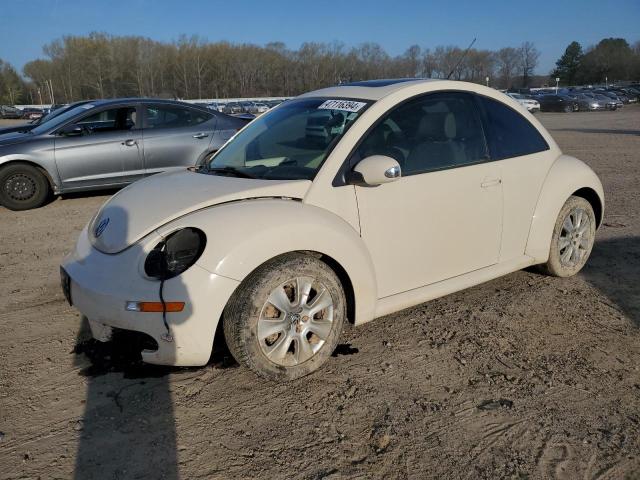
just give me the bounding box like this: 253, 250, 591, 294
258, 276, 334, 367
558, 207, 592, 267
4, 173, 36, 201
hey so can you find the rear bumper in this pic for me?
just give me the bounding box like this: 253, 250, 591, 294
61, 226, 239, 366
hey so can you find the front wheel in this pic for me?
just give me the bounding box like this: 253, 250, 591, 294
223, 253, 346, 381
0, 163, 51, 211
540, 196, 596, 277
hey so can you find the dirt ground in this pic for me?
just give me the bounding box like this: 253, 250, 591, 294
0, 108, 639, 480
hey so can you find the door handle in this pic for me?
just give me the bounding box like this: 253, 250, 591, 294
481, 178, 502, 188
193, 132, 209, 139
122, 139, 137, 147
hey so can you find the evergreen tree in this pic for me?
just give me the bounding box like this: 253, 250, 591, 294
551, 41, 583, 86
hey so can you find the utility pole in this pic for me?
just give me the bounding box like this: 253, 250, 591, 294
555, 77, 559, 94
485, 76, 489, 87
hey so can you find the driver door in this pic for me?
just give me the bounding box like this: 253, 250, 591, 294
353, 92, 503, 297
54, 104, 143, 190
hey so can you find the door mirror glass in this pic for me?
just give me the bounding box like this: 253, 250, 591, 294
350, 155, 401, 186
59, 124, 84, 136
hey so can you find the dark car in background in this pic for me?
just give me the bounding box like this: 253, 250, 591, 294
0, 105, 22, 119
596, 90, 626, 106
0, 98, 248, 210
593, 93, 620, 110
618, 87, 639, 102
20, 108, 44, 120
537, 94, 579, 112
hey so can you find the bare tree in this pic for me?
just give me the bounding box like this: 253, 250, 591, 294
495, 47, 520, 88
518, 41, 540, 87
18, 33, 639, 103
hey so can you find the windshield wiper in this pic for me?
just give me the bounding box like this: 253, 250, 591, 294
207, 166, 256, 179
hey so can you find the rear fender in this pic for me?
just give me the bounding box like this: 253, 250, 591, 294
525, 155, 604, 263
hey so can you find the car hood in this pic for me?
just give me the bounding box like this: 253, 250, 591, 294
0, 131, 33, 146
90, 169, 312, 254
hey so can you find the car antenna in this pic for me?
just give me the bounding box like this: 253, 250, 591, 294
446, 38, 477, 80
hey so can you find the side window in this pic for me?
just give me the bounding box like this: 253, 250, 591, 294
144, 105, 212, 129
478, 96, 549, 159
77, 107, 137, 133
356, 92, 487, 176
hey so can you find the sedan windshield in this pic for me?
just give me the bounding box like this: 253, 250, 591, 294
31, 103, 97, 135
207, 97, 370, 180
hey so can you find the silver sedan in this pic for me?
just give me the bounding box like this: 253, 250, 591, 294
0, 99, 248, 210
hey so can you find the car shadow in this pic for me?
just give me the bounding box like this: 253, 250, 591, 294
60, 187, 123, 200
580, 235, 640, 327
71, 205, 191, 479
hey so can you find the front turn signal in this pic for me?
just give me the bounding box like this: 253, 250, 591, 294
125, 301, 185, 313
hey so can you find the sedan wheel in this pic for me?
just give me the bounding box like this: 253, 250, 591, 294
223, 253, 346, 380
540, 196, 596, 277
0, 163, 51, 211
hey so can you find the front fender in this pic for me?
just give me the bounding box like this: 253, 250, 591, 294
156, 199, 378, 325
526, 155, 604, 263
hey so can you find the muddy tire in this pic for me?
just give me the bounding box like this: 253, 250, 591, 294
223, 253, 346, 381
0, 163, 51, 211
540, 196, 596, 277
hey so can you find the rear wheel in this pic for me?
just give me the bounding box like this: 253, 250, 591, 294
540, 196, 596, 277
0, 163, 51, 210
223, 253, 346, 381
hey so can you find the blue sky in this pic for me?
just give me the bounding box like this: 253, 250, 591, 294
1, 0, 638, 75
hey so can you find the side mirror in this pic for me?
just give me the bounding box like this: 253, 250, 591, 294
59, 124, 84, 136
349, 155, 401, 186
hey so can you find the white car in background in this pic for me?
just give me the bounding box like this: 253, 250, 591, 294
508, 93, 541, 113
62, 79, 604, 381
249, 103, 270, 114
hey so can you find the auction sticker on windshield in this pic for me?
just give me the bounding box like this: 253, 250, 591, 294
318, 100, 367, 112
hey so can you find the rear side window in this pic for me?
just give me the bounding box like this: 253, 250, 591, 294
478, 96, 548, 160
145, 105, 213, 129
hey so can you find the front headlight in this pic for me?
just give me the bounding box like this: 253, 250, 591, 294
144, 228, 206, 280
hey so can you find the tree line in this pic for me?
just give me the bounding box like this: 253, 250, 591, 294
552, 38, 640, 86
0, 34, 638, 105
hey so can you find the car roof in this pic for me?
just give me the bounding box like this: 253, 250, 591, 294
83, 98, 210, 111
299, 78, 440, 101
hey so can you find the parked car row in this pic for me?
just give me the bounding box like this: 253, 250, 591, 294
197, 99, 285, 115
227, 99, 283, 115
518, 84, 640, 113
0, 105, 46, 120
0, 98, 249, 210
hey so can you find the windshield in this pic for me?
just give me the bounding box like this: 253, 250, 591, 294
31, 103, 96, 135
206, 97, 370, 180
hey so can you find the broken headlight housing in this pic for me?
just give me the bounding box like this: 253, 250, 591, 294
144, 228, 206, 280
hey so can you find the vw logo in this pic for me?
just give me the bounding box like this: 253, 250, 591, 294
94, 217, 110, 238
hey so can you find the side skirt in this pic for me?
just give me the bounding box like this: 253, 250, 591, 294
370, 255, 536, 321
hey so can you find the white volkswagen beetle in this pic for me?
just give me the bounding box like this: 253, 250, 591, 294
61, 79, 604, 380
